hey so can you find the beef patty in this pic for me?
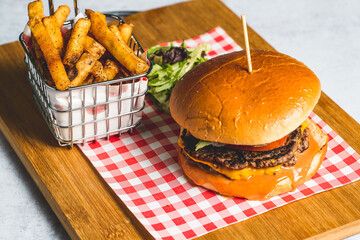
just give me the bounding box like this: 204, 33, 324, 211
181, 125, 309, 170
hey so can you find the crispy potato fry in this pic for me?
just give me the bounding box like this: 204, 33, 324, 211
91, 61, 106, 82
42, 64, 55, 87
32, 56, 44, 74
84, 36, 106, 59
69, 53, 97, 87
29, 36, 46, 77
31, 35, 45, 63
88, 11, 149, 74
54, 5, 70, 27
28, 18, 70, 90
64, 31, 105, 60
118, 23, 133, 45
85, 9, 106, 24
28, 1, 45, 74
116, 63, 131, 78
67, 67, 77, 80
85, 9, 94, 19
100, 50, 113, 60
80, 75, 94, 86
63, 18, 91, 68
43, 16, 64, 56
103, 59, 119, 81
109, 25, 124, 43
63, 29, 72, 49
28, 0, 44, 20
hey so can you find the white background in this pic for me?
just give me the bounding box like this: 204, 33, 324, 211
0, 0, 359, 239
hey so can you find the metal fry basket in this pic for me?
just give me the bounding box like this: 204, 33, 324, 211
19, 3, 152, 147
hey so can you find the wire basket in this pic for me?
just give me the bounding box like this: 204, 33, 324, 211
19, 14, 152, 147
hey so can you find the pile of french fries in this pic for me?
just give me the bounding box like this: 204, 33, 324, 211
27, 1, 149, 90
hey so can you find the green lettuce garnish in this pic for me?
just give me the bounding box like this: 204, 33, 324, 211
195, 140, 213, 151
147, 42, 211, 113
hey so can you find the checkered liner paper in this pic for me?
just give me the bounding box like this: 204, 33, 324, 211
79, 27, 360, 240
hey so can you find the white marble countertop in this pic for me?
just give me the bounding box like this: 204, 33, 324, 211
0, 0, 359, 239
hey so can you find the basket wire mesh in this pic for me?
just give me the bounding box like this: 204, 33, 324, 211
20, 2, 152, 147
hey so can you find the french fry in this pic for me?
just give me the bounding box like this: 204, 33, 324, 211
28, 0, 44, 61
87, 10, 149, 74
69, 53, 97, 87
29, 36, 46, 76
109, 25, 124, 43
103, 60, 119, 81
64, 31, 105, 60
85, 9, 106, 24
28, 18, 70, 90
84, 36, 106, 59
63, 18, 91, 68
116, 63, 131, 78
42, 65, 55, 87
67, 67, 77, 80
43, 16, 64, 57
28, 0, 44, 20
31, 35, 45, 64
80, 75, 94, 86
91, 61, 106, 82
54, 5, 70, 27
100, 50, 113, 60
118, 23, 133, 45
63, 29, 72, 49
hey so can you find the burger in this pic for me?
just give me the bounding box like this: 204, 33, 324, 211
169, 50, 328, 200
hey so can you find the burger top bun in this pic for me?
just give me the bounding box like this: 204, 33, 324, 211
169, 50, 321, 145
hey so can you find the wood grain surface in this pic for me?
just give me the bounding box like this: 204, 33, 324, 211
0, 0, 360, 239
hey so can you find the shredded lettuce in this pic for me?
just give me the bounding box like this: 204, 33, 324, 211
147, 42, 211, 113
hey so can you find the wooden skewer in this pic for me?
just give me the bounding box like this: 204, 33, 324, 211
241, 14, 252, 73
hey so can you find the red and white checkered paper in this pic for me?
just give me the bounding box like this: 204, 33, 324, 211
78, 27, 360, 240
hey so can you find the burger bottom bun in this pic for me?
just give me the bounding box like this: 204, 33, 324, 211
177, 119, 328, 200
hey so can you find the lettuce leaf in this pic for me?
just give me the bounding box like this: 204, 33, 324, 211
195, 140, 213, 151
147, 43, 211, 113
195, 140, 226, 151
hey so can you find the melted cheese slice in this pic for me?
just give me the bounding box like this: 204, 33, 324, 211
179, 138, 281, 180
301, 121, 309, 133
179, 122, 309, 181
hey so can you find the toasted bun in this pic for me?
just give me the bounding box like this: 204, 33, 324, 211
177, 119, 328, 200
169, 50, 321, 145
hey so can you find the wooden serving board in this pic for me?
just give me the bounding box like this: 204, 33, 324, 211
1, 0, 360, 239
